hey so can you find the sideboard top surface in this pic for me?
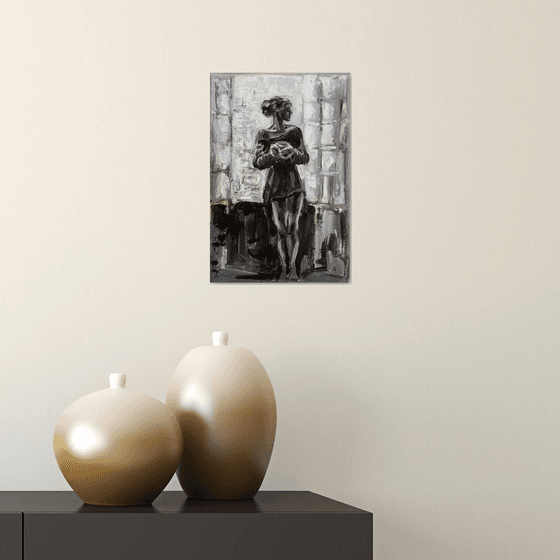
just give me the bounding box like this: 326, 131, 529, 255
0, 491, 370, 515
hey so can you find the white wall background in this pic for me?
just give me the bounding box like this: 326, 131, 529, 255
1, 1, 559, 558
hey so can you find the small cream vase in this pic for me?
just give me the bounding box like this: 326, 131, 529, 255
53, 373, 183, 506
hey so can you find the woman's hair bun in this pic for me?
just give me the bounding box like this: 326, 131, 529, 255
261, 97, 291, 117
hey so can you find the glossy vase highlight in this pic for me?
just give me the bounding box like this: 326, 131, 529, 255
166, 332, 277, 499
53, 373, 183, 506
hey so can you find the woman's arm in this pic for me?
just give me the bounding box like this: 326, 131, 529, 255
252, 133, 276, 169
284, 128, 310, 165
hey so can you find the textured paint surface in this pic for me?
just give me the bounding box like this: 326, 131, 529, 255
210, 73, 349, 283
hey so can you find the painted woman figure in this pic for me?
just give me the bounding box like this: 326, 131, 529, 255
252, 97, 310, 281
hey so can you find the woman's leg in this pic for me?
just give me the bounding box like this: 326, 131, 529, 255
286, 193, 305, 280
270, 199, 288, 279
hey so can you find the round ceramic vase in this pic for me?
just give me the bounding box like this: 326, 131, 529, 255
166, 332, 277, 500
53, 373, 183, 506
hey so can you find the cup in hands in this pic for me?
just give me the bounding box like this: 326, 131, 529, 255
270, 141, 294, 159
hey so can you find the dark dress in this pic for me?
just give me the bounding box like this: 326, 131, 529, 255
252, 126, 309, 206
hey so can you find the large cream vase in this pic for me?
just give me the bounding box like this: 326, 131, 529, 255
166, 332, 277, 499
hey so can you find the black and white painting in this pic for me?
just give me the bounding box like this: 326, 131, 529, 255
210, 73, 349, 283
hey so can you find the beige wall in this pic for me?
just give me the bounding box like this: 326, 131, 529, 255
1, 1, 559, 558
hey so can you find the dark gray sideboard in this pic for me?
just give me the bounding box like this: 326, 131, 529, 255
0, 491, 372, 560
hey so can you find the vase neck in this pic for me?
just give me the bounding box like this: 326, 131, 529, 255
212, 332, 229, 346
109, 373, 126, 388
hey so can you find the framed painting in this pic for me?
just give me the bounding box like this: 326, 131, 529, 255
210, 73, 350, 283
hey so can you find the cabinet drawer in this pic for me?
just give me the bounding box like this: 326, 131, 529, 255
0, 512, 21, 560
24, 512, 372, 560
